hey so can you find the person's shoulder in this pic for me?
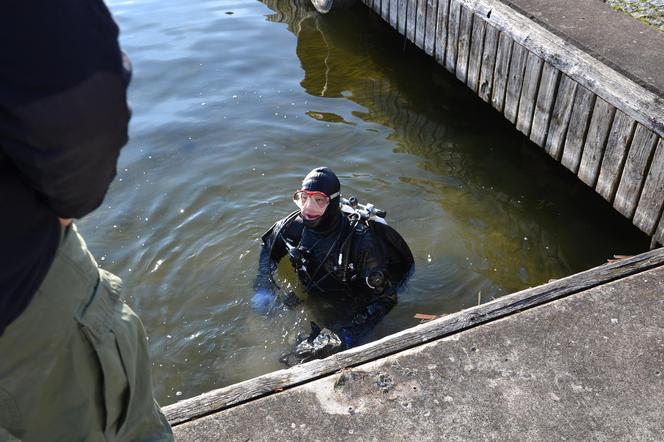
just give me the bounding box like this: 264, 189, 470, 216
265, 210, 302, 240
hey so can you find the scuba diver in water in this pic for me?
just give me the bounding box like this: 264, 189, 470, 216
253, 167, 413, 365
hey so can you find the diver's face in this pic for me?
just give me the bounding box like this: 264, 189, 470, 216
293, 190, 329, 221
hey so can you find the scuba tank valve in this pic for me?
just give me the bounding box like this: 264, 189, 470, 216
341, 196, 387, 224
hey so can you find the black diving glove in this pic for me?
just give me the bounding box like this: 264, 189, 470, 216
279, 322, 342, 366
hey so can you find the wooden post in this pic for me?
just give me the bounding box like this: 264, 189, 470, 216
424, 0, 439, 56
434, 0, 450, 65
407, 0, 417, 42
390, 0, 399, 29
530, 63, 560, 147
544, 75, 578, 161
578, 98, 616, 188
503, 43, 528, 124
596, 110, 637, 202
455, 5, 473, 83
478, 23, 499, 103
416, 0, 427, 49
634, 139, 664, 236
614, 125, 659, 219
398, 0, 408, 34
491, 32, 513, 113
561, 86, 596, 174
515, 52, 543, 136
467, 14, 486, 93
445, 0, 461, 72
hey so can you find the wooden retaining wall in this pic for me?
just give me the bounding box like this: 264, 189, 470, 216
364, 0, 664, 245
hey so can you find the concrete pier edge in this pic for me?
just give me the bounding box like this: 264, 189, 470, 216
164, 247, 664, 427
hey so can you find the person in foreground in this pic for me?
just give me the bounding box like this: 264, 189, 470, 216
0, 2, 173, 440
254, 167, 414, 365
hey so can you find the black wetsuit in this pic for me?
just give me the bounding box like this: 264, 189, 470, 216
255, 210, 411, 348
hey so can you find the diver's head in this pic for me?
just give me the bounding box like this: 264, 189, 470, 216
293, 167, 341, 231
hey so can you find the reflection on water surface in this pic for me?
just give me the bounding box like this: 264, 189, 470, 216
86, 0, 649, 404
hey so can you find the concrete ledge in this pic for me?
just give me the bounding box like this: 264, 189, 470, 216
174, 263, 664, 441
164, 249, 664, 426
499, 0, 664, 96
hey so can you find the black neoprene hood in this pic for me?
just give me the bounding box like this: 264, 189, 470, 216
301, 167, 340, 197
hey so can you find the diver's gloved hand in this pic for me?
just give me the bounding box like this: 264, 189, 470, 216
279, 322, 343, 366
251, 288, 276, 315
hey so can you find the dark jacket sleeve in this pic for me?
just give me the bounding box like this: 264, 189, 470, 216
0, 0, 131, 219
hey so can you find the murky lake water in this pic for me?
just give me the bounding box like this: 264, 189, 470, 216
88, 0, 649, 405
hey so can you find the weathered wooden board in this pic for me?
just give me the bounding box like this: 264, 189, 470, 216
164, 249, 664, 426
596, 110, 637, 202
433, 0, 450, 64
578, 98, 616, 187
407, 0, 417, 42
491, 31, 513, 112
466, 14, 486, 93
515, 52, 543, 136
389, 0, 399, 29
381, 0, 389, 22
614, 125, 659, 219
478, 23, 499, 103
544, 75, 578, 161
445, 0, 461, 72
503, 43, 528, 124
656, 212, 664, 246
452, 0, 664, 139
398, 0, 408, 34
424, 0, 438, 56
561, 86, 596, 174
372, 0, 381, 16
416, 0, 427, 49
529, 62, 560, 147
634, 139, 664, 235
455, 6, 473, 82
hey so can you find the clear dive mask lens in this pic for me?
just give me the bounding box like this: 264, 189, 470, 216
292, 190, 339, 211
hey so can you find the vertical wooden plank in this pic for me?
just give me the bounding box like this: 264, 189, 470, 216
389, 0, 399, 29
373, 0, 381, 16
561, 86, 596, 174
424, 0, 438, 56
398, 0, 408, 34
596, 110, 637, 202
515, 52, 543, 136
544, 75, 578, 160
478, 24, 499, 103
656, 218, 664, 246
381, 0, 390, 23
578, 98, 616, 187
614, 125, 659, 219
503, 43, 528, 124
634, 139, 664, 235
415, 0, 427, 49
466, 15, 486, 93
530, 63, 561, 147
455, 6, 473, 83
433, 0, 449, 65
491, 32, 513, 113
407, 0, 417, 42
445, 0, 461, 72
